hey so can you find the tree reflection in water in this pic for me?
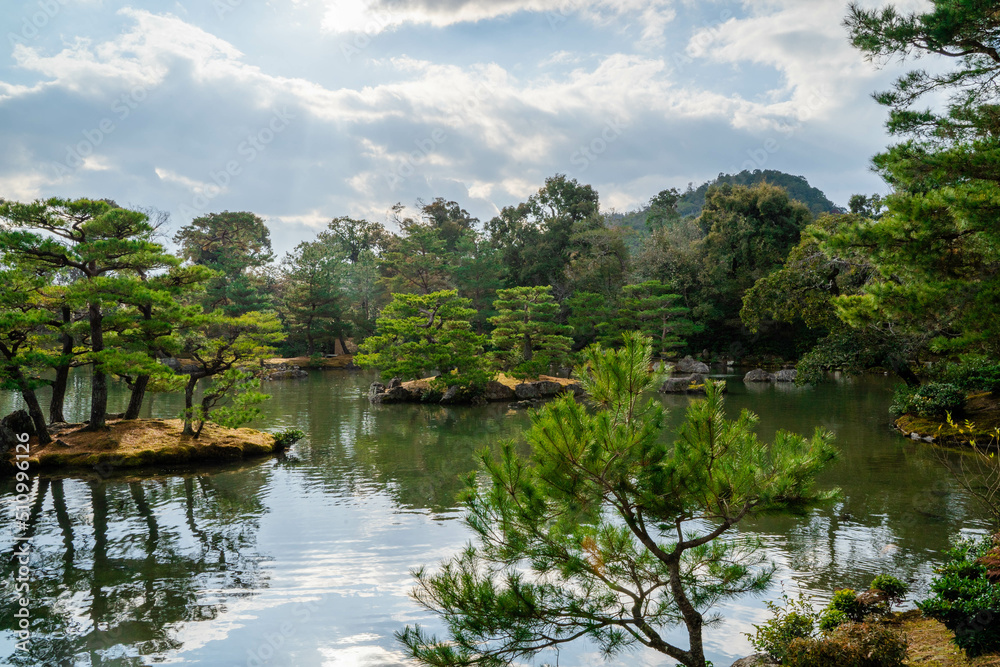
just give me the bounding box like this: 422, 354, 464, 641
0, 465, 269, 666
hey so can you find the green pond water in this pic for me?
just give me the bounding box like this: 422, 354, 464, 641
0, 369, 992, 666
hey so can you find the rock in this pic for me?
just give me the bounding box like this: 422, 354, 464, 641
675, 356, 710, 375
744, 368, 776, 383
387, 377, 403, 389
369, 380, 413, 404
535, 381, 563, 397
514, 383, 540, 399
368, 381, 386, 399
484, 381, 516, 402
774, 369, 797, 383
2, 409, 35, 437
729, 655, 778, 667
660, 374, 707, 394
440, 385, 462, 404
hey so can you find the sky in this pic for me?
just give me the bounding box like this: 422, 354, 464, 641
0, 0, 929, 256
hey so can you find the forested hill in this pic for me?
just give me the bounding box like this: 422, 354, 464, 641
611, 169, 841, 232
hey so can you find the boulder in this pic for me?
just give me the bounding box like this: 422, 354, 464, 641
729, 655, 778, 667
660, 373, 707, 394
2, 410, 35, 437
514, 383, 540, 399
440, 385, 462, 404
744, 368, 776, 383
387, 377, 403, 389
674, 356, 710, 375
774, 369, 797, 383
535, 381, 563, 397
369, 381, 414, 404
484, 381, 516, 402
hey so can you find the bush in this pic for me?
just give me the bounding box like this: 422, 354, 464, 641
272, 428, 305, 449
890, 382, 966, 418
784, 621, 907, 667
746, 593, 818, 662
870, 574, 908, 605
936, 356, 1000, 395
917, 534, 1000, 657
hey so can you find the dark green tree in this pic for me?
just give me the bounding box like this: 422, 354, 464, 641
0, 198, 180, 431
278, 238, 349, 356
398, 332, 839, 667
489, 286, 573, 378
356, 290, 486, 383
834, 1, 1000, 359
176, 310, 284, 437
695, 182, 813, 349
174, 211, 274, 315
604, 280, 697, 358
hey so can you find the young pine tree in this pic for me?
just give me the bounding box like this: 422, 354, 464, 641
398, 332, 839, 667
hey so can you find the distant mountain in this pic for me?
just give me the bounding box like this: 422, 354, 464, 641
608, 170, 842, 233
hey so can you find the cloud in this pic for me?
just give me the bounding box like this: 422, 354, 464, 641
0, 0, 915, 258
320, 0, 678, 46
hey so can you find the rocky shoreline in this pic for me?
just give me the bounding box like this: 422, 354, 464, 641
368, 375, 585, 405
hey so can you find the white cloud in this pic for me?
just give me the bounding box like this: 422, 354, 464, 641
320, 0, 678, 46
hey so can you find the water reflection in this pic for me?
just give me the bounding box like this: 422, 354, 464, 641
0, 466, 268, 665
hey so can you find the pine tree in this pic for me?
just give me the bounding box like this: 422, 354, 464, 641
356, 290, 486, 384
0, 198, 181, 431
604, 280, 697, 358
398, 332, 839, 667
489, 286, 573, 378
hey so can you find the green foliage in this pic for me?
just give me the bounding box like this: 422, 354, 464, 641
933, 356, 1000, 395
489, 285, 573, 378
676, 170, 841, 220
746, 593, 818, 662
174, 211, 275, 315
397, 332, 839, 667
834, 2, 1000, 363
272, 428, 305, 448
278, 237, 349, 356
565, 291, 610, 349
356, 290, 485, 382
783, 621, 907, 667
917, 534, 1000, 657
202, 368, 270, 430
870, 575, 909, 604
825, 589, 864, 624
603, 280, 697, 357
486, 174, 600, 289
890, 382, 966, 418
818, 609, 849, 633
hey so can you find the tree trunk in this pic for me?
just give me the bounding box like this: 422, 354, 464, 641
124, 375, 149, 420
84, 301, 109, 431
522, 333, 533, 362
49, 306, 74, 424
21, 385, 52, 445
182, 376, 198, 436
892, 356, 921, 387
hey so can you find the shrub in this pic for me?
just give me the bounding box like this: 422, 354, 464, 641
890, 382, 966, 418
936, 356, 1000, 395
272, 428, 305, 449
917, 534, 1000, 657
784, 621, 908, 667
870, 574, 909, 605
818, 608, 848, 632
746, 593, 818, 662
828, 589, 864, 621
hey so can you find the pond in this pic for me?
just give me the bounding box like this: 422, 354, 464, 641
0, 369, 992, 666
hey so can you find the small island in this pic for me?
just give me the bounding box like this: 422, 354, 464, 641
10, 418, 286, 475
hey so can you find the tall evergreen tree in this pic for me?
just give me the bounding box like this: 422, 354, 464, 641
489, 286, 574, 378
278, 238, 349, 356
174, 211, 275, 315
